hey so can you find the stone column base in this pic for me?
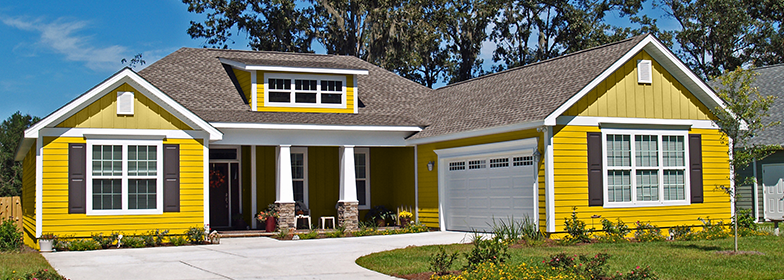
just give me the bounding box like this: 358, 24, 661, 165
276, 202, 296, 231
337, 201, 359, 231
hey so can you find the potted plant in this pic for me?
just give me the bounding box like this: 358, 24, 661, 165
365, 205, 394, 227
398, 210, 413, 227
39, 233, 56, 252
257, 204, 279, 232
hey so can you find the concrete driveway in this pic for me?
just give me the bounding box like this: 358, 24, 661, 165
43, 231, 473, 280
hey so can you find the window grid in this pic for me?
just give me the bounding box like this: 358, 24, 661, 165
92, 145, 122, 176
449, 161, 465, 171
267, 76, 345, 106
468, 160, 486, 169
513, 156, 533, 166
92, 179, 122, 210
355, 151, 369, 208
128, 179, 156, 210
89, 142, 161, 213
489, 158, 509, 168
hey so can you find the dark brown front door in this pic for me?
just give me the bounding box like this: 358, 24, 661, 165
209, 162, 239, 229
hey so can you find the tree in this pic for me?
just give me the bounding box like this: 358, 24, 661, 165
183, 0, 313, 52
435, 0, 499, 83
121, 53, 146, 68
0, 112, 40, 197
711, 67, 779, 252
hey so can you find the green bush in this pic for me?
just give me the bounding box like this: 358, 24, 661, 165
430, 246, 459, 276
326, 226, 345, 238
634, 222, 665, 242
122, 236, 145, 248
564, 207, 592, 243
491, 216, 543, 243
464, 233, 509, 271
597, 218, 630, 243
21, 268, 66, 280
669, 225, 693, 240
91, 232, 118, 249
433, 261, 589, 280
0, 219, 22, 251
693, 217, 730, 240
169, 235, 188, 246
68, 239, 101, 251
186, 227, 205, 244
297, 230, 319, 240
546, 252, 610, 279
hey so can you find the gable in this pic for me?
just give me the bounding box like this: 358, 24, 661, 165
55, 83, 193, 130
563, 50, 714, 120
232, 68, 252, 107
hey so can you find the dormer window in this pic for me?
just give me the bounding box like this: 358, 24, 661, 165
265, 74, 347, 108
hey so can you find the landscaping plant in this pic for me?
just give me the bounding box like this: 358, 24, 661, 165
169, 235, 188, 246
597, 218, 630, 243
633, 222, 665, 242
0, 219, 22, 251
429, 246, 459, 276
564, 207, 592, 243
186, 227, 206, 244
464, 232, 509, 271
67, 239, 101, 251
20, 268, 66, 280
91, 232, 118, 249
122, 236, 145, 248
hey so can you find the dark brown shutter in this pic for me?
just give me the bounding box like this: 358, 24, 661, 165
68, 143, 87, 214
163, 144, 180, 212
689, 134, 704, 203
587, 132, 603, 206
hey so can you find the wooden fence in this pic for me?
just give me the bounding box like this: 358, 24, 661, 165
0, 196, 22, 231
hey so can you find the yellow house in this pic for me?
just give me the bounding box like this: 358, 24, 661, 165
16, 34, 731, 249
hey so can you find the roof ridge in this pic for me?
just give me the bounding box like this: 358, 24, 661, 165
182, 47, 352, 58
435, 34, 647, 91
753, 63, 784, 71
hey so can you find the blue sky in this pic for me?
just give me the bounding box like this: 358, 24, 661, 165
0, 1, 674, 121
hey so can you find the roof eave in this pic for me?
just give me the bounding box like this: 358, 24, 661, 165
219, 57, 369, 75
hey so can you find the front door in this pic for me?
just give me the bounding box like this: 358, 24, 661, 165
763, 164, 784, 220
209, 162, 239, 229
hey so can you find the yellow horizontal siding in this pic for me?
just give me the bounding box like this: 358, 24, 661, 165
256, 72, 355, 113
564, 50, 713, 120
232, 69, 252, 108
550, 125, 731, 232
416, 129, 546, 229
56, 83, 192, 130
40, 136, 205, 238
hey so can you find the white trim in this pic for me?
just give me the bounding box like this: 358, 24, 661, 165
85, 139, 164, 215
353, 75, 358, 114
414, 145, 419, 223
203, 138, 210, 229
556, 116, 719, 130
38, 127, 208, 140
354, 147, 370, 209
291, 147, 308, 206
434, 138, 539, 158
275, 145, 295, 203
219, 58, 369, 75
35, 135, 42, 238
211, 122, 422, 132
407, 121, 544, 145
214, 128, 411, 147
637, 60, 652, 84
600, 128, 691, 208
251, 145, 257, 229
753, 158, 759, 221
544, 127, 555, 232
116, 91, 134, 115
263, 73, 348, 109
22, 68, 222, 142
251, 71, 258, 111
437, 155, 446, 231
544, 35, 729, 126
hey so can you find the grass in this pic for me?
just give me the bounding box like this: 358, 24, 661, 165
0, 248, 57, 279
356, 235, 784, 279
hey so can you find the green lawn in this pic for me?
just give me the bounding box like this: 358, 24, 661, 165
357, 235, 784, 280
0, 248, 57, 280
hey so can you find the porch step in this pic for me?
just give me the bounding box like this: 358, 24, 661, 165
217, 230, 276, 238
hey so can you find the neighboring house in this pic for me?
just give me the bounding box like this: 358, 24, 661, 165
734, 64, 784, 222
16, 34, 732, 249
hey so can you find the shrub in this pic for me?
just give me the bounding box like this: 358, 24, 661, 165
491, 216, 543, 243
21, 268, 66, 280
633, 222, 665, 242
169, 235, 188, 246
430, 246, 459, 276
693, 217, 730, 240
564, 207, 592, 243
597, 218, 630, 243
0, 219, 22, 251
611, 265, 659, 280
297, 230, 319, 240
433, 262, 588, 280
122, 236, 145, 248
186, 227, 206, 244
546, 252, 610, 279
68, 239, 101, 251
275, 228, 290, 239
733, 209, 757, 230
401, 223, 429, 233
464, 233, 509, 271
326, 226, 345, 238
669, 225, 693, 240
91, 232, 118, 249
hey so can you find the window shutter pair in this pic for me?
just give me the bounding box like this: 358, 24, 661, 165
585, 133, 703, 206
68, 143, 181, 213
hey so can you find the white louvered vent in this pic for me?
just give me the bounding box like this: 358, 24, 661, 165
116, 91, 134, 115
637, 60, 652, 84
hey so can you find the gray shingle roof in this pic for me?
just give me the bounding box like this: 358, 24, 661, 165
409, 35, 647, 139
746, 64, 784, 146
138, 48, 430, 127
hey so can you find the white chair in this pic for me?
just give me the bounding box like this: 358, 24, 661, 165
295, 201, 312, 230
321, 216, 336, 229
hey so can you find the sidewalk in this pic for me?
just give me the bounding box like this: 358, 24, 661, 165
43, 231, 473, 280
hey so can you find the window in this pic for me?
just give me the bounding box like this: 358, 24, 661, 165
265, 74, 347, 108
355, 148, 370, 210
87, 140, 162, 214
603, 129, 688, 206
291, 147, 308, 206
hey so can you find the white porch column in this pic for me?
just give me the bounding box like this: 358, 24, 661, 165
339, 145, 358, 202
251, 145, 257, 229
276, 145, 295, 203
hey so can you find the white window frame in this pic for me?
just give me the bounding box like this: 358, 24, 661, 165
291, 147, 309, 207
355, 148, 371, 210
601, 128, 691, 208
86, 139, 164, 215
116, 91, 134, 115
263, 73, 347, 109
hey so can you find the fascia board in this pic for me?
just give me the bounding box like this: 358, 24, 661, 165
219, 58, 369, 75
210, 122, 422, 132
406, 120, 544, 145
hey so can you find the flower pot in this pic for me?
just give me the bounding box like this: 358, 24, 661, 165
399, 217, 411, 227
376, 218, 386, 227
265, 217, 277, 232
39, 239, 53, 252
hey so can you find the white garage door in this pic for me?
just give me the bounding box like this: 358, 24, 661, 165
438, 139, 538, 232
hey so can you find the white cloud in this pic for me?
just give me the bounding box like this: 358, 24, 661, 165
2, 16, 128, 71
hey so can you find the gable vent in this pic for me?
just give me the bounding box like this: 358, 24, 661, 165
117, 91, 134, 115
637, 60, 652, 84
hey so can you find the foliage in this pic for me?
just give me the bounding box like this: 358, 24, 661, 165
0, 112, 40, 197
563, 207, 592, 243
274, 227, 290, 239
364, 205, 395, 223
122, 236, 145, 248
185, 227, 206, 244
433, 261, 589, 280
491, 216, 543, 244
545, 252, 610, 279
693, 217, 730, 240
169, 235, 188, 246
297, 230, 319, 240
733, 208, 757, 230
633, 222, 666, 242
669, 225, 692, 241
464, 233, 509, 271
597, 218, 631, 243
326, 225, 346, 238
67, 239, 101, 251
0, 219, 22, 251
429, 246, 459, 276
398, 210, 413, 219
91, 232, 118, 249
612, 265, 659, 280
20, 268, 66, 280
120, 53, 146, 68
257, 204, 280, 222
